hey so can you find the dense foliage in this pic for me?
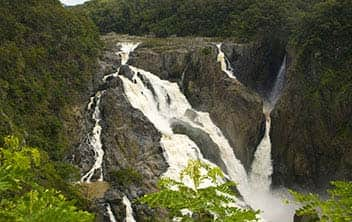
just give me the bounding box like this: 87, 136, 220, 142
288, 0, 352, 174
291, 181, 352, 221
74, 0, 298, 41
0, 0, 101, 160
0, 136, 94, 222
139, 160, 259, 221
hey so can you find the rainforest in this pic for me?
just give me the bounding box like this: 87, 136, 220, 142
0, 0, 351, 221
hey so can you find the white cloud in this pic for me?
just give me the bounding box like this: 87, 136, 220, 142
59, 0, 90, 6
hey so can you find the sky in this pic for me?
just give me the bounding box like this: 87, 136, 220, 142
59, 0, 91, 6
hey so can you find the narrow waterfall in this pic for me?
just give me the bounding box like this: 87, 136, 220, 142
103, 42, 140, 81
249, 56, 294, 222
80, 43, 141, 222
268, 56, 287, 107
81, 91, 105, 183
106, 204, 117, 222
249, 56, 287, 191
217, 47, 295, 221
122, 195, 136, 222
216, 43, 238, 82
249, 110, 272, 192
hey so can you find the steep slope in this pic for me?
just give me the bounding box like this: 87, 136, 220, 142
73, 34, 267, 221
271, 0, 352, 190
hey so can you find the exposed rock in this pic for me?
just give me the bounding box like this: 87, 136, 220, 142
171, 119, 227, 172
293, 213, 319, 222
129, 41, 264, 171
99, 79, 167, 219
271, 49, 352, 190
118, 65, 134, 80
221, 39, 286, 98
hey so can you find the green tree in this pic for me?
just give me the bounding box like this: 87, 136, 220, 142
0, 136, 94, 222
139, 160, 258, 221
0, 0, 101, 160
290, 181, 352, 222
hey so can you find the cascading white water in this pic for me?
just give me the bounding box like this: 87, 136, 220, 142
106, 204, 117, 222
216, 46, 296, 221
81, 91, 105, 183
249, 110, 272, 192
119, 62, 250, 195
81, 43, 141, 222
111, 42, 294, 221
268, 56, 287, 107
122, 195, 136, 222
103, 42, 140, 82
216, 43, 238, 81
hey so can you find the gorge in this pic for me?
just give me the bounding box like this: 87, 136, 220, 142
1, 1, 351, 221
74, 35, 295, 221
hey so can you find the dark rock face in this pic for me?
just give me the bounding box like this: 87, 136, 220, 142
171, 119, 227, 172
271, 51, 352, 190
71, 44, 167, 221
221, 40, 286, 98
99, 80, 167, 220
293, 214, 319, 222
130, 42, 264, 171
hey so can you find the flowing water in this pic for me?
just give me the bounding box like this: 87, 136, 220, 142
81, 91, 105, 183
84, 42, 294, 221
216, 43, 238, 81
81, 43, 142, 221
119, 49, 250, 195
123, 195, 136, 222
217, 44, 295, 221
106, 204, 117, 222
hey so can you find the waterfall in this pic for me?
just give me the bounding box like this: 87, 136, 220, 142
249, 112, 272, 192
119, 59, 250, 196
246, 55, 295, 222
216, 47, 295, 221
80, 43, 142, 222
81, 91, 105, 183
122, 195, 136, 222
249, 56, 287, 191
268, 56, 287, 107
110, 42, 293, 221
216, 43, 238, 81
103, 42, 140, 82
106, 204, 117, 222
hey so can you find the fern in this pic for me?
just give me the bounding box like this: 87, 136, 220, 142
139, 160, 258, 221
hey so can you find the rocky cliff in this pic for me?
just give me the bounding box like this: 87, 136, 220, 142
70, 33, 352, 221
128, 37, 264, 170
71, 34, 269, 221
271, 49, 352, 191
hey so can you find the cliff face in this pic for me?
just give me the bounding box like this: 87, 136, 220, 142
71, 34, 351, 221
271, 50, 352, 190
221, 39, 286, 98
129, 39, 264, 171
70, 34, 268, 221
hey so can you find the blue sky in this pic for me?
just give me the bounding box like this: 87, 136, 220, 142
59, 0, 90, 6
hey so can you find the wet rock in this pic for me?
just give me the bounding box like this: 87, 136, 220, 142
271, 50, 352, 190
293, 213, 319, 222
171, 119, 227, 172
130, 41, 264, 171
221, 39, 286, 98
118, 65, 134, 80
100, 81, 168, 220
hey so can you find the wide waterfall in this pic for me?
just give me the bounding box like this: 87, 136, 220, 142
119, 61, 249, 194
95, 42, 295, 222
